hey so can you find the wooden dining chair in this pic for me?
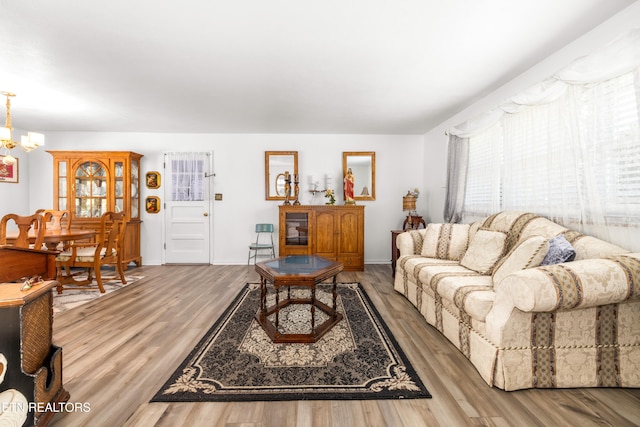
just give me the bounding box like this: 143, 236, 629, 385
37, 209, 74, 279
55, 211, 128, 293
41, 209, 73, 249
0, 213, 45, 250
41, 209, 72, 232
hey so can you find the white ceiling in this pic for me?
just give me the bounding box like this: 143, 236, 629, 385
1, 0, 635, 135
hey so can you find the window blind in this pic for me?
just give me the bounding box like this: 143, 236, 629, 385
463, 70, 640, 226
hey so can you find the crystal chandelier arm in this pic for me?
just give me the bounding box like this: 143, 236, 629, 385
1, 92, 44, 154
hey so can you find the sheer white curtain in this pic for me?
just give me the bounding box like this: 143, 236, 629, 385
449, 29, 640, 248
462, 125, 504, 221
450, 29, 640, 137
166, 152, 209, 201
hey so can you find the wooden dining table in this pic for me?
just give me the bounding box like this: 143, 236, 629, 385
5, 228, 96, 251
5, 228, 97, 287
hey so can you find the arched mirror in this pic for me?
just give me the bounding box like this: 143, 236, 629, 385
265, 151, 298, 200
342, 151, 375, 201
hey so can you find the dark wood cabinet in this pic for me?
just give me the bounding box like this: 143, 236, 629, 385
0, 248, 69, 426
279, 205, 364, 271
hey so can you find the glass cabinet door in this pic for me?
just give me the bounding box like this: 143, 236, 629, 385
130, 159, 140, 218
75, 161, 107, 218
114, 161, 124, 214
58, 161, 67, 210
285, 212, 309, 246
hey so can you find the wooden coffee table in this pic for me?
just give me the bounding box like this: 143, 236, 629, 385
254, 255, 344, 343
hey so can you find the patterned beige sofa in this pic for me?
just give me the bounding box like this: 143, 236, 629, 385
394, 211, 640, 391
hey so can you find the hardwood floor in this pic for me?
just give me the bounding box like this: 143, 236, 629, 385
49, 264, 640, 427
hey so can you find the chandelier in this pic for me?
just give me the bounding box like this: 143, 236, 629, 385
1, 91, 45, 165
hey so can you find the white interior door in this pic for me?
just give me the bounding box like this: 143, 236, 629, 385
163, 152, 212, 264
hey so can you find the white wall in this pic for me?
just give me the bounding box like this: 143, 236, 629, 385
422, 2, 640, 252
0, 132, 30, 216
4, 133, 424, 265
6, 4, 639, 258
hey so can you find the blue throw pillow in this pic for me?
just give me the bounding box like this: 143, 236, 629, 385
540, 234, 576, 266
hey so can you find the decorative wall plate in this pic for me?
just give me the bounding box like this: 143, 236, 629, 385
145, 196, 161, 214
146, 171, 161, 189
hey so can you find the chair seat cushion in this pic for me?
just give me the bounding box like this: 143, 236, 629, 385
56, 246, 114, 262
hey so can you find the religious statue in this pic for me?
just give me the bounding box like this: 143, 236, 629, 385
344, 168, 355, 205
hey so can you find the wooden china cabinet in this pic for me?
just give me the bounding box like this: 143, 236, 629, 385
48, 151, 143, 266
279, 205, 365, 271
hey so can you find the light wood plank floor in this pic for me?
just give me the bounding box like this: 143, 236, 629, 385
49, 264, 640, 427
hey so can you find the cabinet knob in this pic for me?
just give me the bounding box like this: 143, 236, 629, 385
203, 212, 209, 217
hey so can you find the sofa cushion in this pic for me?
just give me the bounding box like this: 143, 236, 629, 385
413, 262, 478, 298
492, 235, 549, 285
399, 255, 460, 282
570, 234, 629, 260
460, 228, 508, 274
541, 234, 576, 265
421, 223, 470, 261
436, 274, 495, 321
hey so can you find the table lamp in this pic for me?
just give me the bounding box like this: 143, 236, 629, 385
402, 191, 417, 230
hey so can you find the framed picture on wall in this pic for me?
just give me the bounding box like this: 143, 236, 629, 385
0, 156, 18, 183
146, 171, 161, 189
145, 196, 161, 214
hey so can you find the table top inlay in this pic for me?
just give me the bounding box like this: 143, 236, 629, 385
256, 255, 343, 285
263, 255, 335, 275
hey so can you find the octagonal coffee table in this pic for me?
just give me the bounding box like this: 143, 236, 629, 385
254, 255, 344, 343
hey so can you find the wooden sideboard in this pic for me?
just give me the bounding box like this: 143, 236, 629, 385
0, 246, 56, 282
0, 247, 69, 426
279, 205, 365, 271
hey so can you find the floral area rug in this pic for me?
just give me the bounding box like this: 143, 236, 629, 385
53, 273, 144, 314
152, 282, 431, 402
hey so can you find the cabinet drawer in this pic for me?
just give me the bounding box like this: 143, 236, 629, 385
339, 257, 363, 271
279, 246, 310, 256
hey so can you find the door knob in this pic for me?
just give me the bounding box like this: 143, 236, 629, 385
203, 212, 209, 217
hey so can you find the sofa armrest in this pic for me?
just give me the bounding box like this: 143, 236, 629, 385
495, 253, 640, 312
396, 229, 427, 256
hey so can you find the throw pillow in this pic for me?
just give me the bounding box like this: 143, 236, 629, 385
492, 235, 549, 284
460, 228, 508, 274
540, 234, 576, 265
421, 223, 471, 261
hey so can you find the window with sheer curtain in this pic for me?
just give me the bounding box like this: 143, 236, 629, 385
444, 29, 640, 249
463, 71, 640, 230
166, 152, 208, 201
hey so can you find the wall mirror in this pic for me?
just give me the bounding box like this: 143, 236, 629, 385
265, 151, 298, 200
342, 151, 375, 201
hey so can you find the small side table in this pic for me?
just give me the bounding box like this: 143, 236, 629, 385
391, 230, 404, 277
402, 215, 426, 231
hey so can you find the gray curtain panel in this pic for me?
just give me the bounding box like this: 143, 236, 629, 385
443, 135, 469, 223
